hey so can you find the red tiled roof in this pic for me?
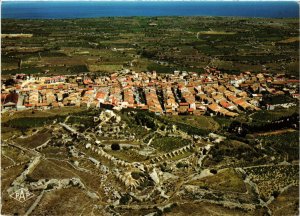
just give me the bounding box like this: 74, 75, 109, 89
1, 93, 8, 102
36, 103, 48, 107
96, 92, 106, 99
3, 93, 18, 104
208, 103, 219, 111
179, 102, 189, 106
83, 80, 93, 85
220, 100, 231, 108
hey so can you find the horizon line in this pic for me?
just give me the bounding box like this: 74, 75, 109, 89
2, 0, 299, 2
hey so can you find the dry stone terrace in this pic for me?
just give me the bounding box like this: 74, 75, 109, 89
2, 109, 220, 209
2, 94, 298, 215
2, 68, 299, 116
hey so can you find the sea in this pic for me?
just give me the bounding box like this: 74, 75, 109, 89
1, 1, 299, 19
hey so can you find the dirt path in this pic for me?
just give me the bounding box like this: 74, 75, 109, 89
253, 128, 296, 136
2, 153, 16, 166
25, 190, 45, 216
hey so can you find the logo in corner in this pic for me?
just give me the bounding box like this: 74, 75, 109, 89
10, 188, 35, 203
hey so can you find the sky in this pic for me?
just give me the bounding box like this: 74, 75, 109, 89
2, 0, 299, 1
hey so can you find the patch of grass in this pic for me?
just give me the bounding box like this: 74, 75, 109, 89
27, 159, 74, 180
151, 136, 190, 153
198, 31, 236, 35
15, 128, 52, 149
2, 108, 99, 131
206, 139, 263, 168
171, 150, 193, 161
262, 95, 297, 105
88, 64, 122, 73
66, 116, 95, 127
1, 126, 22, 141
171, 121, 210, 136
259, 131, 299, 161
245, 165, 299, 201
189, 168, 246, 193
268, 186, 299, 216
105, 149, 147, 162
251, 106, 298, 123
2, 67, 42, 75
163, 115, 219, 131
3, 116, 65, 130
286, 61, 299, 78
147, 63, 175, 74
1, 107, 87, 123
67, 65, 89, 73
213, 116, 233, 129
1, 146, 31, 164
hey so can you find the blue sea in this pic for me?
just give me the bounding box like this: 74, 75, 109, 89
1, 1, 299, 19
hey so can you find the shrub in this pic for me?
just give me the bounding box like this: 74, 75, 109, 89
210, 169, 218, 174
111, 143, 120, 151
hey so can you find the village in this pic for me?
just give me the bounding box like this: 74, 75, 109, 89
1, 67, 299, 116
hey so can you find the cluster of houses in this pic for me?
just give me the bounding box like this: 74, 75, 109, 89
1, 68, 299, 117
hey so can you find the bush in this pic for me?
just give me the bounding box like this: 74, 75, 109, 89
210, 169, 218, 174
119, 194, 131, 205
152, 137, 189, 152
111, 143, 120, 151
176, 162, 188, 169
272, 190, 280, 198
200, 185, 209, 190
131, 172, 141, 180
